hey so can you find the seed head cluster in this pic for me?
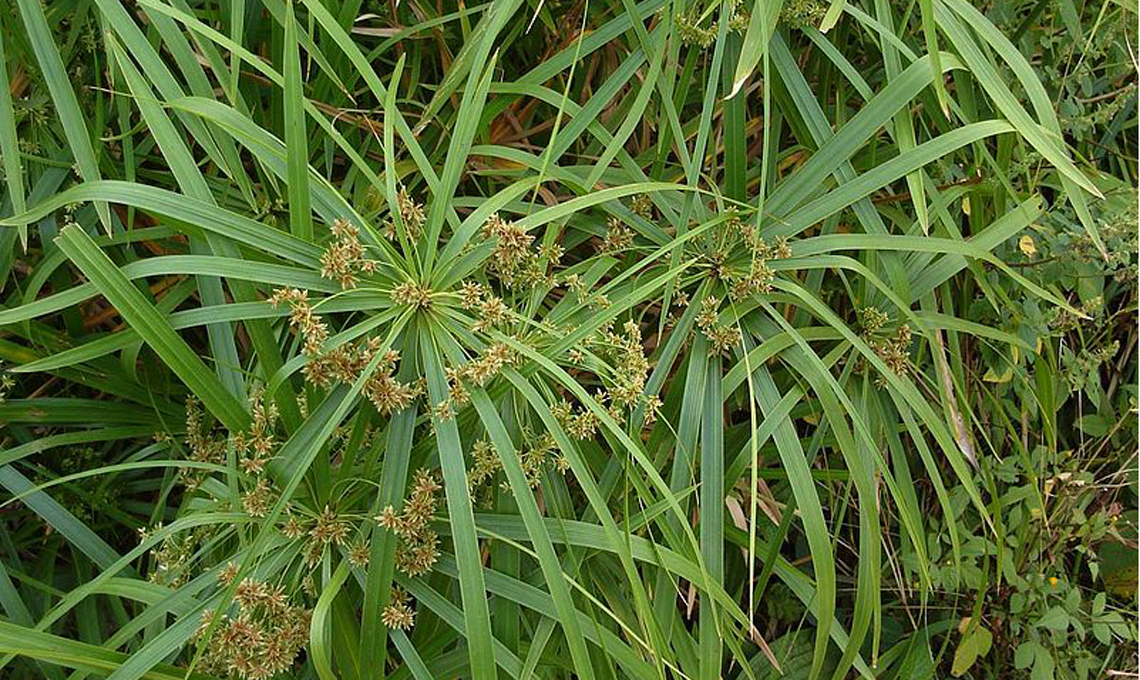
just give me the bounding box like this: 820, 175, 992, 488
481, 213, 560, 288
233, 388, 277, 476
376, 469, 442, 579
389, 187, 426, 241
860, 308, 912, 384
196, 571, 310, 680
434, 342, 519, 420
320, 219, 379, 288
674, 7, 748, 49
696, 297, 742, 355
596, 320, 652, 420
457, 280, 514, 332
182, 396, 226, 490
381, 587, 416, 631
392, 280, 433, 309
629, 194, 654, 219
780, 0, 828, 27
0, 369, 14, 405
301, 505, 353, 566
268, 288, 328, 357
138, 525, 213, 588
468, 432, 569, 506
553, 398, 602, 441
728, 236, 791, 300
563, 272, 611, 310
269, 288, 421, 414
599, 217, 635, 254
364, 349, 422, 416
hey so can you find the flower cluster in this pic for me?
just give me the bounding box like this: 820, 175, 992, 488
553, 398, 602, 440
675, 6, 749, 49
196, 571, 311, 679
435, 342, 519, 420
182, 396, 227, 490
381, 587, 416, 631
599, 217, 634, 254
563, 272, 611, 310
520, 432, 570, 483
481, 213, 560, 288
320, 219, 378, 288
300, 505, 353, 566
860, 307, 912, 381
460, 282, 511, 332
871, 325, 912, 383
267, 288, 328, 357
242, 479, 275, 518
392, 280, 433, 310
596, 320, 651, 419
233, 388, 277, 476
729, 258, 776, 299
387, 187, 426, 241
269, 288, 421, 414
727, 235, 790, 300
348, 539, 371, 568
468, 439, 501, 497
780, 0, 828, 28
630, 194, 654, 219
859, 306, 890, 335
467, 432, 569, 506
363, 349, 422, 416
138, 525, 213, 588
728, 7, 750, 31
696, 297, 742, 355
675, 12, 717, 48
0, 367, 13, 405
376, 469, 442, 578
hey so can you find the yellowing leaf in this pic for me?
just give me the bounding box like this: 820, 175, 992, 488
1019, 234, 1038, 256
952, 627, 993, 677
984, 366, 1013, 383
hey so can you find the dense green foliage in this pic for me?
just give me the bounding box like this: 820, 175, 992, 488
0, 0, 1135, 678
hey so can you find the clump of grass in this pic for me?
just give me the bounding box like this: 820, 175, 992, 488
0, 1, 1134, 679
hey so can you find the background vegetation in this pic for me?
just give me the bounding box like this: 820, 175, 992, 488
0, 0, 1135, 678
